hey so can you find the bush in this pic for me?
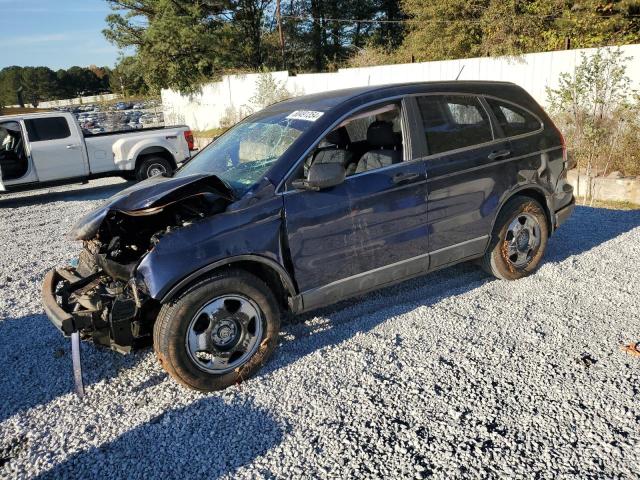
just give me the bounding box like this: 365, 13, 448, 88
249, 72, 295, 109
547, 48, 640, 183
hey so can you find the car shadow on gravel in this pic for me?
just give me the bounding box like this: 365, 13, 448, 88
33, 397, 285, 480
545, 205, 640, 262
0, 181, 133, 209
264, 205, 640, 380
0, 313, 148, 425
269, 261, 489, 379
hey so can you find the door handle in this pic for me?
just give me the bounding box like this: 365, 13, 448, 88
392, 172, 420, 185
487, 149, 511, 161
66, 144, 80, 149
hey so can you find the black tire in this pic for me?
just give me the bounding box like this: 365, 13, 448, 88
482, 196, 549, 280
135, 156, 173, 181
153, 270, 281, 392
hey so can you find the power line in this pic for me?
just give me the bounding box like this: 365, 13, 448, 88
281, 12, 640, 25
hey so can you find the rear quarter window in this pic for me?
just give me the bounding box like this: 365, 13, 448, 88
25, 117, 71, 142
485, 98, 541, 137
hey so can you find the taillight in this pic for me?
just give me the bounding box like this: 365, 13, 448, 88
559, 129, 567, 163
552, 122, 573, 168
184, 130, 194, 150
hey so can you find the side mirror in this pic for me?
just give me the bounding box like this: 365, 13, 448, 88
291, 162, 346, 191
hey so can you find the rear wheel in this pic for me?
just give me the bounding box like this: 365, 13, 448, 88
482, 196, 549, 280
135, 156, 173, 181
153, 270, 281, 391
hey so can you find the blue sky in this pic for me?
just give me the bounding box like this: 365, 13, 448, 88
0, 0, 124, 70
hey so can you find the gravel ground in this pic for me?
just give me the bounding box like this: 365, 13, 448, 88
1, 178, 640, 479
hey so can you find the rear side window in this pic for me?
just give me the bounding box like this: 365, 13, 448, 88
416, 95, 493, 155
485, 98, 541, 137
25, 117, 71, 142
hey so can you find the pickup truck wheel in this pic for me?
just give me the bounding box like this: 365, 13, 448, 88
153, 270, 281, 392
482, 196, 549, 280
136, 156, 173, 181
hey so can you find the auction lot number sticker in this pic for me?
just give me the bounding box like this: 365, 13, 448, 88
286, 110, 324, 122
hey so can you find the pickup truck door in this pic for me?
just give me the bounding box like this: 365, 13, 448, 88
25, 116, 88, 181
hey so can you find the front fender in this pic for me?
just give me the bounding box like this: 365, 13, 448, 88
136, 195, 286, 301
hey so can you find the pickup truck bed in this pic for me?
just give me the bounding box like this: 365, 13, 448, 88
0, 111, 193, 192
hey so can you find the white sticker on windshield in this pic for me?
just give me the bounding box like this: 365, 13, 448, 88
286, 110, 324, 122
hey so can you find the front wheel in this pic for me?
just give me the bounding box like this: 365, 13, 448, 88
135, 156, 173, 181
153, 270, 281, 391
482, 196, 549, 280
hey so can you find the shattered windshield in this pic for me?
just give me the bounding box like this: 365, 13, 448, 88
176, 108, 320, 195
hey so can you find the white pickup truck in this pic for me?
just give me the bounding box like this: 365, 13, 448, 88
0, 111, 194, 192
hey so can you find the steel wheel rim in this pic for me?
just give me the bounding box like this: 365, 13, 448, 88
147, 163, 167, 177
503, 212, 541, 268
186, 295, 264, 374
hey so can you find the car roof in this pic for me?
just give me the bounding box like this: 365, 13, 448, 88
268, 80, 521, 113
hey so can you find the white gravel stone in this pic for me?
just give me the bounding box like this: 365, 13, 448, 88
1, 178, 639, 478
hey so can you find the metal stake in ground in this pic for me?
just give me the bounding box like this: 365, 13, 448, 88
71, 331, 85, 398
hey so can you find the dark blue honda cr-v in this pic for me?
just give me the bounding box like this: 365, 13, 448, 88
43, 81, 575, 391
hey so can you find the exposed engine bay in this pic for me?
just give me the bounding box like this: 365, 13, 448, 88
49, 174, 234, 354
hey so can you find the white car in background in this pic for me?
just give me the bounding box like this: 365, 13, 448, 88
0, 111, 194, 192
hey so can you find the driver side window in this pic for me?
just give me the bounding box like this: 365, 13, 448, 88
298, 101, 405, 181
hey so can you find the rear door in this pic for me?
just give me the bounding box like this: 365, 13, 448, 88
24, 115, 88, 181
413, 94, 511, 269
283, 99, 429, 309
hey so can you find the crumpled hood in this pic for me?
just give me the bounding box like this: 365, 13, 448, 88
68, 174, 234, 240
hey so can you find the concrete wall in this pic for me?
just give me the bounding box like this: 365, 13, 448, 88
12, 93, 122, 109
162, 44, 640, 131
567, 170, 640, 205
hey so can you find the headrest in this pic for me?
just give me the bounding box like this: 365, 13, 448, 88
325, 126, 350, 147
367, 121, 396, 148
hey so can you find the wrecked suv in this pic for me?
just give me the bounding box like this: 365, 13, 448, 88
42, 82, 575, 392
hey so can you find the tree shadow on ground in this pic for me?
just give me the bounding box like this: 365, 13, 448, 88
33, 396, 285, 479
545, 205, 640, 262
0, 313, 149, 425
0, 180, 132, 209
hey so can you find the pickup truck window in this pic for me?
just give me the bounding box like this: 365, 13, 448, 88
176, 109, 313, 195
25, 117, 71, 142
416, 95, 493, 155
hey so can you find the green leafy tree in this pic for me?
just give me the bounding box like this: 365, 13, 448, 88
109, 56, 151, 96
0, 67, 26, 107
103, 0, 236, 93
401, 0, 640, 61
547, 48, 640, 199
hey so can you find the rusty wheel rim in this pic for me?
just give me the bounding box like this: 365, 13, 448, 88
503, 212, 541, 268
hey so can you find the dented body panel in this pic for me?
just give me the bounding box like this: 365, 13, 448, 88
136, 183, 286, 300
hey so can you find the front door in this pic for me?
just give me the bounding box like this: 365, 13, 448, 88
0, 119, 36, 189
25, 116, 88, 181
283, 99, 429, 310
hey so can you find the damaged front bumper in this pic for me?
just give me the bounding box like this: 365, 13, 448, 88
42, 265, 154, 355
42, 268, 98, 336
